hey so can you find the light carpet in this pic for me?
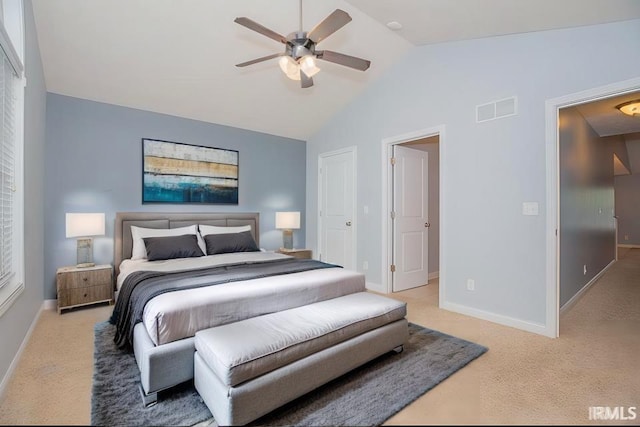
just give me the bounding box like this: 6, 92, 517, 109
91, 321, 487, 426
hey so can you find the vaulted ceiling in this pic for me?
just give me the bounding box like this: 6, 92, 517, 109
31, 0, 640, 140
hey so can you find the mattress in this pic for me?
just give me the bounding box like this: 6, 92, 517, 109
117, 252, 366, 346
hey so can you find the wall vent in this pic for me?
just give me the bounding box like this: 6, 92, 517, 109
476, 96, 517, 123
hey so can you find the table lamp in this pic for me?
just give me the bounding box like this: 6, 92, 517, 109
275, 211, 300, 250
66, 213, 105, 268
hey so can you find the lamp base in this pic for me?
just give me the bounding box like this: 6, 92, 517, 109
282, 229, 293, 250
76, 262, 96, 268
77, 238, 94, 268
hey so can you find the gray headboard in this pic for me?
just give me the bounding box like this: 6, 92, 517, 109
114, 212, 260, 276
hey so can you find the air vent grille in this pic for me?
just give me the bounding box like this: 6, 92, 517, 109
476, 96, 517, 123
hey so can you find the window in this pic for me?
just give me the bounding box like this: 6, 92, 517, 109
0, 0, 24, 317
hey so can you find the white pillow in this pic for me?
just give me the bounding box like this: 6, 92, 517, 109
199, 224, 251, 237
130, 225, 205, 260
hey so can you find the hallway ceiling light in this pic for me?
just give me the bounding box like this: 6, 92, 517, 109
616, 99, 640, 117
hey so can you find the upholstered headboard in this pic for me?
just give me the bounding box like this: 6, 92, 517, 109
114, 212, 260, 277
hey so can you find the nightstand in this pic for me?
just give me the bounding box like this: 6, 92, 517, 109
56, 264, 113, 314
276, 248, 312, 260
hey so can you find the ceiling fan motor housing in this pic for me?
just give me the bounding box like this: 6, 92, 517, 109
286, 31, 316, 60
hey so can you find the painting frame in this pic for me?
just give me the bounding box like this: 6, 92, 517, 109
142, 138, 239, 205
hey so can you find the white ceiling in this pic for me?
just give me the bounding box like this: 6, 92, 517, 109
31, 0, 640, 140
576, 92, 640, 137
345, 0, 640, 46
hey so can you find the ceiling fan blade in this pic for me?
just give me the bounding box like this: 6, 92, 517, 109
300, 70, 314, 88
234, 17, 287, 44
236, 53, 283, 67
307, 9, 352, 43
316, 50, 371, 71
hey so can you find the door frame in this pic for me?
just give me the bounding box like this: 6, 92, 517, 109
544, 76, 640, 338
381, 125, 445, 295
317, 146, 357, 269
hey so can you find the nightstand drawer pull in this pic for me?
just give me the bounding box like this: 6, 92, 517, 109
82, 277, 88, 282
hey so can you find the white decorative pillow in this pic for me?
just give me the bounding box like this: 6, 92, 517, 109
130, 225, 204, 260
198, 224, 251, 237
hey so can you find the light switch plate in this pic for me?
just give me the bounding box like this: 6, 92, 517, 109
522, 202, 539, 216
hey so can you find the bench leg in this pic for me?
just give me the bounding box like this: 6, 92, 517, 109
139, 384, 158, 407
393, 345, 404, 354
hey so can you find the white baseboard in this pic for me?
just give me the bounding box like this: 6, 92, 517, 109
440, 300, 552, 337
368, 274, 438, 294
618, 244, 640, 248
365, 281, 385, 293
0, 302, 46, 401
560, 259, 615, 315
43, 299, 56, 311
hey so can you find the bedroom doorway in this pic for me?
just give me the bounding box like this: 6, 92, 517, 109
545, 76, 640, 338
318, 147, 357, 270
381, 126, 443, 295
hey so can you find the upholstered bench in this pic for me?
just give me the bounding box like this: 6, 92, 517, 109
194, 291, 408, 426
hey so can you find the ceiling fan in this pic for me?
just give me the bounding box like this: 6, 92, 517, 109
234, 0, 371, 88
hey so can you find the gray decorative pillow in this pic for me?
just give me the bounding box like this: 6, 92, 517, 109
204, 230, 259, 255
142, 234, 204, 261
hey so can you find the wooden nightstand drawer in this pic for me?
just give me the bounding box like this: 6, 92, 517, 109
57, 268, 112, 289
61, 284, 112, 308
276, 249, 312, 259
57, 264, 113, 313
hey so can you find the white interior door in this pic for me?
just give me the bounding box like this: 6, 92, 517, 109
319, 149, 355, 270
393, 145, 429, 292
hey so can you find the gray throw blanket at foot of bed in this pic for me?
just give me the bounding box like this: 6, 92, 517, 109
109, 258, 341, 350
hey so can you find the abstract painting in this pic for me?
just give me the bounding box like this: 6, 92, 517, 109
142, 138, 238, 204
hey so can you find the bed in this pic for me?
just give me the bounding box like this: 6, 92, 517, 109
111, 212, 367, 406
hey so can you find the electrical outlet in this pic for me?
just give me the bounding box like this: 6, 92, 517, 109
362, 261, 368, 271
466, 279, 475, 291
625, 235, 629, 241
583, 265, 587, 275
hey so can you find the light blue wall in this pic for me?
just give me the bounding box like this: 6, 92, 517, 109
0, 0, 47, 388
44, 94, 306, 299
306, 19, 640, 329
615, 173, 640, 245
559, 107, 615, 307
615, 133, 640, 246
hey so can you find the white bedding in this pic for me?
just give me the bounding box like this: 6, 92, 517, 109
117, 251, 292, 290
118, 252, 366, 346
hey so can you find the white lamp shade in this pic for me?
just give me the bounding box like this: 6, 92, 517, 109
276, 211, 300, 230
66, 213, 105, 238
300, 55, 320, 78
278, 56, 301, 81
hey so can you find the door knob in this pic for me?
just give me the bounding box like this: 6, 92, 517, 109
346, 221, 352, 226
425, 222, 430, 228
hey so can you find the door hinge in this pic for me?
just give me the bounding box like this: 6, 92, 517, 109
390, 211, 396, 220
390, 157, 396, 166
390, 264, 396, 273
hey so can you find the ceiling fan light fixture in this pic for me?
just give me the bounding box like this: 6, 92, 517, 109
279, 56, 301, 80
300, 55, 320, 78
616, 99, 640, 117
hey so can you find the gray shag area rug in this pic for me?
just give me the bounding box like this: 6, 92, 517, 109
92, 321, 487, 426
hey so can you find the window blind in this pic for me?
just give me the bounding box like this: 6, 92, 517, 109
0, 46, 17, 289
